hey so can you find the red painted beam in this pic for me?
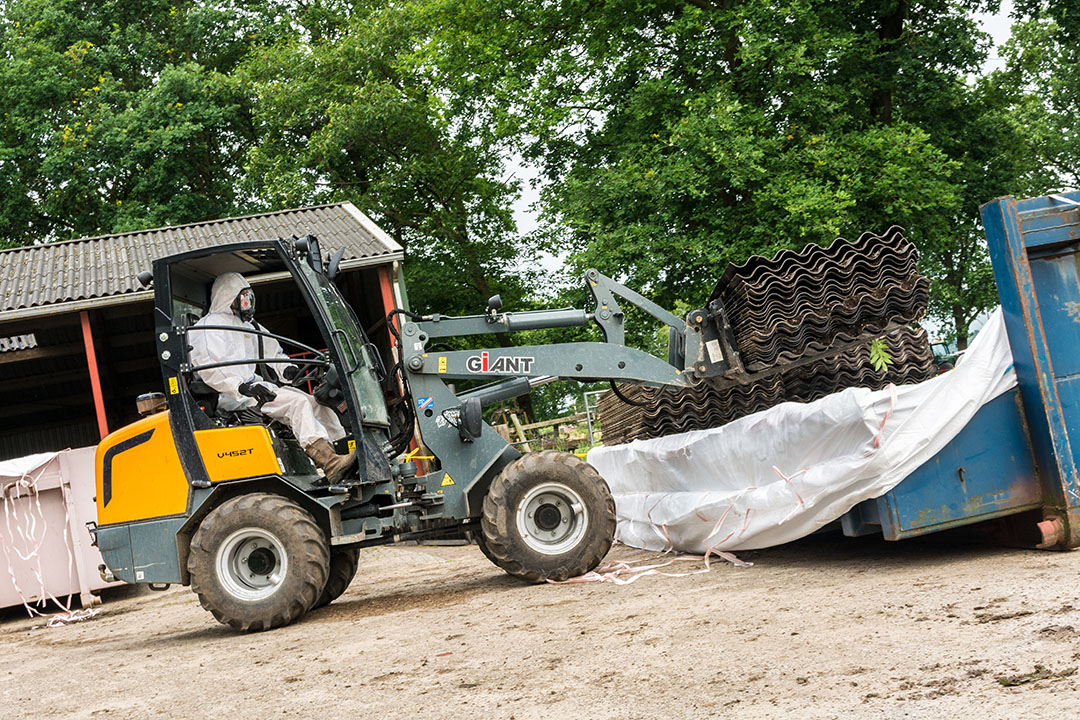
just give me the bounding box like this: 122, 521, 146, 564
80, 310, 109, 439
376, 264, 425, 469
376, 264, 399, 341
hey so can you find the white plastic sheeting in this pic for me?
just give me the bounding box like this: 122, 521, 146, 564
587, 308, 1018, 554
0, 451, 59, 479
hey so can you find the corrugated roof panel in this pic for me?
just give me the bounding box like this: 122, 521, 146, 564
0, 334, 37, 353
0, 203, 401, 314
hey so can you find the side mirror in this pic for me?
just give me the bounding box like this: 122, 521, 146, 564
304, 234, 323, 274
326, 247, 346, 280
137, 271, 154, 287
458, 396, 483, 443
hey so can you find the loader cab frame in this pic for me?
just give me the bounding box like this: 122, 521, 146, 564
151, 237, 392, 492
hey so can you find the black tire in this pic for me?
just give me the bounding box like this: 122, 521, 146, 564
187, 493, 329, 632
312, 547, 360, 609
480, 450, 616, 583
474, 530, 498, 565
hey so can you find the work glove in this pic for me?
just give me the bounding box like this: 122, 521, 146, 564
282, 364, 299, 382
238, 380, 277, 405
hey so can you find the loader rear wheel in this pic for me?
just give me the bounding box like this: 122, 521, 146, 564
312, 547, 360, 609
188, 493, 329, 632
480, 450, 616, 583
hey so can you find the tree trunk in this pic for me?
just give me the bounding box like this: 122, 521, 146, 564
870, 1, 907, 125
953, 305, 969, 351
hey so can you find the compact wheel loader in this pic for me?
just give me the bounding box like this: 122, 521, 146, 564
91, 235, 726, 631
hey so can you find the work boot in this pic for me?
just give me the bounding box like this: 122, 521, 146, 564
304, 438, 357, 484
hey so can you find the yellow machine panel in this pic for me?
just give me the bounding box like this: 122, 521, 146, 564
194, 426, 280, 483
96, 411, 189, 526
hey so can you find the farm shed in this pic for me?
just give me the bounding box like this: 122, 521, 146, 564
0, 202, 405, 462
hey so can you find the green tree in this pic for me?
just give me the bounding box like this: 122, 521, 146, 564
1000, 1, 1080, 189
240, 1, 534, 320
0, 0, 298, 247
425, 0, 1042, 347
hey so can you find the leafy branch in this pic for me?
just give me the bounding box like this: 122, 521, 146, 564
869, 338, 893, 373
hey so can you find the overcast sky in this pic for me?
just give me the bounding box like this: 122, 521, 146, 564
978, 0, 1015, 72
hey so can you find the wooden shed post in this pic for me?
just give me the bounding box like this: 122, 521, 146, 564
80, 310, 109, 439
377, 264, 426, 468
377, 265, 399, 338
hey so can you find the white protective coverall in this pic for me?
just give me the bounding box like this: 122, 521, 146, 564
189, 272, 346, 448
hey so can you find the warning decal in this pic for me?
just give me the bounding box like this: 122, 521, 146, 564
168, 376, 179, 395
440, 473, 455, 487
417, 396, 434, 410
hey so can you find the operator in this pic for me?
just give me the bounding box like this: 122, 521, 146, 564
189, 272, 356, 483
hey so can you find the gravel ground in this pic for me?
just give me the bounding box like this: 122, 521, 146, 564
3, 531, 1080, 719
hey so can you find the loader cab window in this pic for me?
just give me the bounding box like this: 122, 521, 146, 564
298, 261, 390, 427
164, 243, 391, 433
167, 249, 288, 319
169, 268, 214, 321
166, 250, 339, 429
174, 299, 204, 321
166, 250, 325, 353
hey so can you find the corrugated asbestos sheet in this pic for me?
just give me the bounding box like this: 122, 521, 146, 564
0, 334, 37, 352
599, 226, 935, 445
709, 226, 927, 370
600, 327, 937, 445
0, 203, 401, 315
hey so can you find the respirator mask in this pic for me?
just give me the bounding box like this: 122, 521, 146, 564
231, 287, 256, 322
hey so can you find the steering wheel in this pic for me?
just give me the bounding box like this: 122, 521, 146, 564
286, 359, 329, 388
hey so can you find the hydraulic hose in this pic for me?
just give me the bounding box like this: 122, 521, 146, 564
609, 380, 647, 407
384, 308, 423, 458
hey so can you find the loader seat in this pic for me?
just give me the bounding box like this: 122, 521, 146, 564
177, 312, 294, 439
185, 375, 294, 439
187, 376, 222, 417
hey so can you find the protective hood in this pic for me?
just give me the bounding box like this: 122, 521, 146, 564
208, 272, 251, 315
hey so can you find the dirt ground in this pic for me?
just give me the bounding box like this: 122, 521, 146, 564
3, 531, 1080, 720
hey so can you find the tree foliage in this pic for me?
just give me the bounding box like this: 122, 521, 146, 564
0, 0, 292, 246
1002, 1, 1080, 188
239, 1, 533, 319
2, 0, 1079, 355
424, 0, 1055, 347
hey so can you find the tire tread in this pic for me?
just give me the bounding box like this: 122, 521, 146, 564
480, 450, 615, 583
187, 493, 329, 632
312, 547, 360, 609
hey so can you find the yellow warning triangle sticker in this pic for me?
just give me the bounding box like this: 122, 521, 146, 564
440, 473, 455, 487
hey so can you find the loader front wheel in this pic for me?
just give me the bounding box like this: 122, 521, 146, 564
312, 547, 360, 609
480, 450, 615, 583
188, 493, 329, 632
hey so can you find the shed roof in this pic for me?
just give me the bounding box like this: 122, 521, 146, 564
0, 202, 403, 322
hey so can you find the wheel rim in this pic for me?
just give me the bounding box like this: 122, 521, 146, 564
515, 482, 589, 555
215, 527, 289, 601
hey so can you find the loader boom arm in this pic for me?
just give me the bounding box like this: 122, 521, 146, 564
398, 269, 706, 521
400, 269, 701, 389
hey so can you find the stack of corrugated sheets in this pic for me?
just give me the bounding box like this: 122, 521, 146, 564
599, 227, 935, 445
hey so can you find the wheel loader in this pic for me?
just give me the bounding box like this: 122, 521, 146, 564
90, 235, 725, 631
